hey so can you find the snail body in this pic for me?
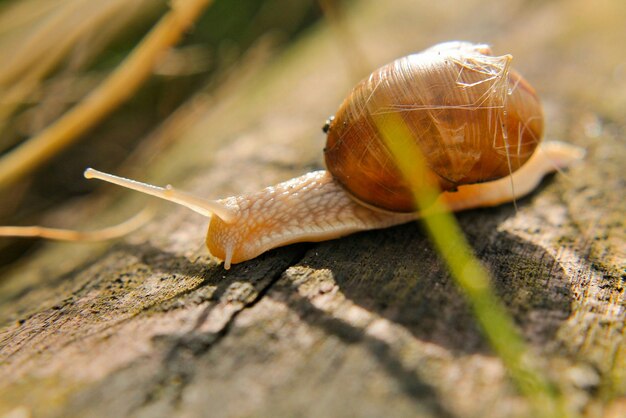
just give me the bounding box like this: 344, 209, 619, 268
3, 42, 584, 269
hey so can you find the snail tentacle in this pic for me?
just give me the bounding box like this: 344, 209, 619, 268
84, 168, 237, 222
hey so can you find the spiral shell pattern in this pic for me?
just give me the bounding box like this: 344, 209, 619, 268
324, 42, 543, 212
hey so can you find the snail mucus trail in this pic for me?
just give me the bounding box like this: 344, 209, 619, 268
2, 42, 584, 269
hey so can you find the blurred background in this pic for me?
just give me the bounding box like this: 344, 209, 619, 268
0, 0, 324, 267
0, 0, 624, 270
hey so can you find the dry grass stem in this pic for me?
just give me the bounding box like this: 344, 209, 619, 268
0, 0, 213, 191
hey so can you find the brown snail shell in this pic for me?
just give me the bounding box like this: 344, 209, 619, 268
324, 41, 544, 212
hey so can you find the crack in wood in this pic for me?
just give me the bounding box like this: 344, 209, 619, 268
132, 245, 311, 413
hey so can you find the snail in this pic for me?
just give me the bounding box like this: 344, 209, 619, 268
3, 42, 584, 269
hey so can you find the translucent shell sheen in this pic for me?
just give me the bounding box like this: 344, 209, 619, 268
324, 42, 544, 212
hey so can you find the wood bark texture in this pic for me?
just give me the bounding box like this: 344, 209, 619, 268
1, 1, 624, 417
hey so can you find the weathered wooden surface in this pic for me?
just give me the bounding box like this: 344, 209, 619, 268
1, 0, 624, 417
